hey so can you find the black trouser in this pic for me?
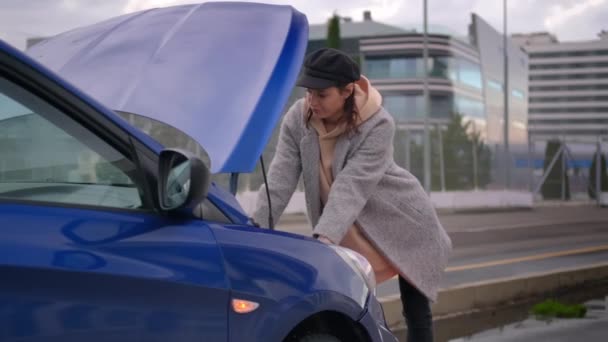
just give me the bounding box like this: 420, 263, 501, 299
398, 275, 434, 342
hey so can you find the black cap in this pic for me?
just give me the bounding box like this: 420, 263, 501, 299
296, 48, 360, 89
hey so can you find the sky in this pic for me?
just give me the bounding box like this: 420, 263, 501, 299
1, 0, 607, 50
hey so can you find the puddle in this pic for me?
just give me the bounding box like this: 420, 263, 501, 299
433, 282, 608, 342
449, 297, 608, 341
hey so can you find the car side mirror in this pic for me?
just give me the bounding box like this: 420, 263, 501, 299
158, 148, 210, 211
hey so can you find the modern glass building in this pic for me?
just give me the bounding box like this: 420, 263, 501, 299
237, 13, 531, 197
361, 33, 484, 130
360, 14, 530, 191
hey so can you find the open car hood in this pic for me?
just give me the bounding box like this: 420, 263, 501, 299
27, 2, 308, 173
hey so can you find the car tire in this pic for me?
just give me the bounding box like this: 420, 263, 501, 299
296, 333, 341, 342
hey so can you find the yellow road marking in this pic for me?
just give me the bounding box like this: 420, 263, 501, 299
446, 244, 608, 272
389, 244, 608, 280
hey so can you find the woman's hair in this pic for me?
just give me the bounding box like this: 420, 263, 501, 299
306, 83, 360, 136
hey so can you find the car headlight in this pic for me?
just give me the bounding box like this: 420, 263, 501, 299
329, 245, 376, 293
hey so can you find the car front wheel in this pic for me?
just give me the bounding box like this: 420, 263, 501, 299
296, 333, 342, 342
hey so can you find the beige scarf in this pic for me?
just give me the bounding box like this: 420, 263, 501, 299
306, 76, 397, 284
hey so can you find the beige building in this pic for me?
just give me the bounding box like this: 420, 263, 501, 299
513, 31, 608, 142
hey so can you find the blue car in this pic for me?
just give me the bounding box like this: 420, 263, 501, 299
0, 3, 396, 342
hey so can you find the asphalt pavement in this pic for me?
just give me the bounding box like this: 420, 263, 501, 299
275, 205, 608, 297
276, 205, 608, 341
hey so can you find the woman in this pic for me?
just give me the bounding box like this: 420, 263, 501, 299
253, 48, 452, 342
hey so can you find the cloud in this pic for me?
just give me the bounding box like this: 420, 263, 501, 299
544, 0, 608, 41
123, 0, 191, 13
1, 0, 606, 51
122, 0, 416, 26
545, 0, 605, 29
339, 0, 404, 22
0, 0, 124, 49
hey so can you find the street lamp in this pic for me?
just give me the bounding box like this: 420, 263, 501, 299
503, 0, 511, 188
423, 0, 431, 192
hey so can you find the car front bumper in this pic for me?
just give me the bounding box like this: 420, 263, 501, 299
358, 295, 398, 342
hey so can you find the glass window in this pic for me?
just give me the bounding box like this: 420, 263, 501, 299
530, 95, 608, 103
455, 96, 485, 118
116, 111, 210, 167
383, 93, 485, 121
366, 55, 483, 91
394, 58, 421, 78
366, 57, 424, 79
530, 84, 608, 92
383, 93, 459, 121
430, 94, 453, 119
366, 58, 391, 79
0, 77, 143, 209
366, 55, 484, 90
198, 198, 232, 223
430, 56, 457, 81
530, 107, 608, 113
511, 89, 525, 99
531, 50, 608, 58
382, 94, 425, 121
458, 59, 482, 89
487, 80, 503, 91
531, 73, 608, 81
531, 62, 608, 69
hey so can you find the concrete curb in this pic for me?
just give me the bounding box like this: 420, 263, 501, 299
434, 206, 533, 215
379, 262, 608, 331
449, 219, 608, 233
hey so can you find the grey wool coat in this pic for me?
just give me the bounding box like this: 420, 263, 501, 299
253, 99, 452, 301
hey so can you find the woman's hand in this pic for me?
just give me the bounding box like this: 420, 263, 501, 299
316, 235, 334, 244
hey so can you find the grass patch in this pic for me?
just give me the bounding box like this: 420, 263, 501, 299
531, 299, 587, 319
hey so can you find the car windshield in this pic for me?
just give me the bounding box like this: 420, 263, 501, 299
115, 111, 236, 192
115, 111, 211, 168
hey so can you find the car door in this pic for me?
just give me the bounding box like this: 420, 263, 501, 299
0, 46, 229, 342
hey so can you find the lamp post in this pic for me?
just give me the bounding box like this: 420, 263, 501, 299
422, 0, 431, 192
503, 0, 511, 188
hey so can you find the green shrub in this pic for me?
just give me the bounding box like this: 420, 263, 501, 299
588, 152, 608, 199
531, 299, 587, 319
541, 141, 570, 200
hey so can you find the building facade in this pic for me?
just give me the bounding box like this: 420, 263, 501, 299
236, 13, 532, 195
360, 14, 529, 190
512, 32, 608, 142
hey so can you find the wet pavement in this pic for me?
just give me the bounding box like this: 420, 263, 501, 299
278, 207, 608, 298
278, 206, 608, 341
449, 297, 608, 341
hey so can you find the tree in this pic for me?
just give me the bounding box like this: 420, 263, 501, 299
471, 124, 492, 189
392, 128, 409, 170
326, 13, 341, 49
541, 140, 570, 200
588, 152, 608, 199
403, 114, 491, 191
435, 114, 491, 190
